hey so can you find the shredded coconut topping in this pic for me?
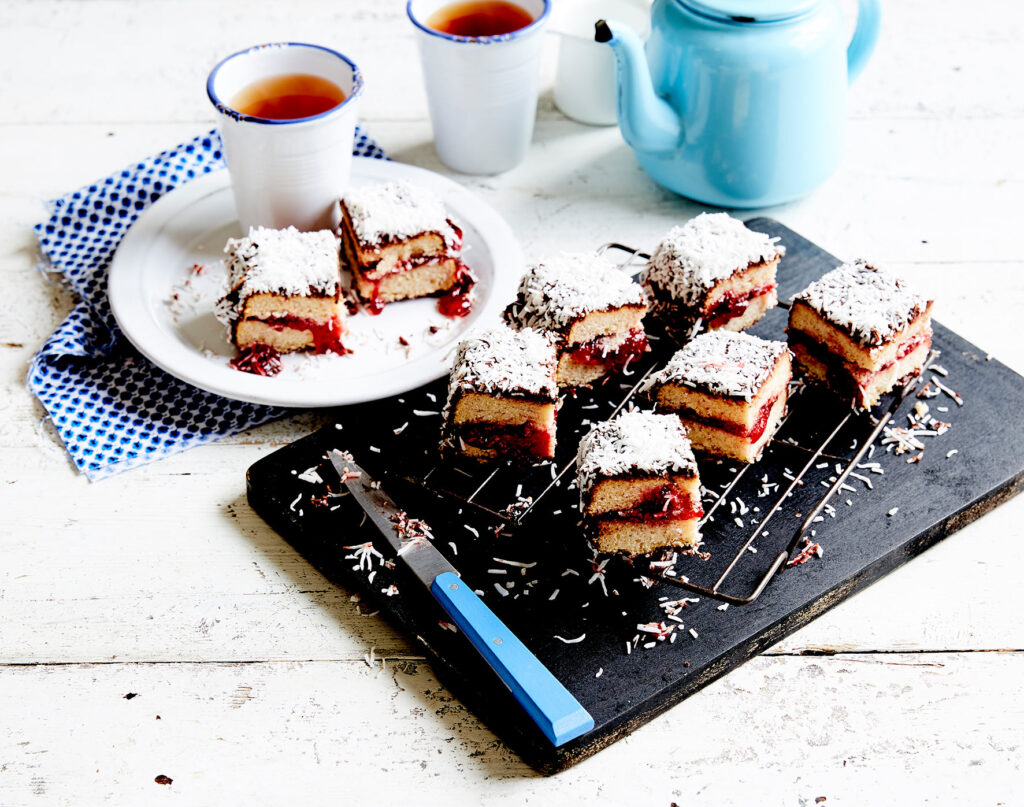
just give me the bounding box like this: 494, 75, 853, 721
342, 180, 459, 249
443, 325, 558, 420
795, 260, 930, 347
219, 226, 339, 322
642, 331, 789, 401
505, 252, 646, 333
644, 213, 784, 305
576, 411, 697, 493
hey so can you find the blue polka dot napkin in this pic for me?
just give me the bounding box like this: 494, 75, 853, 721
30, 127, 387, 480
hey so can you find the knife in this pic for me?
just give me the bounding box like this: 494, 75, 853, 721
329, 451, 594, 747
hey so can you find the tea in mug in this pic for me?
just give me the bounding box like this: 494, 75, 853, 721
426, 0, 534, 37
229, 73, 347, 120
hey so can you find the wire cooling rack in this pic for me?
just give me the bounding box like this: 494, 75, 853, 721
403, 244, 935, 605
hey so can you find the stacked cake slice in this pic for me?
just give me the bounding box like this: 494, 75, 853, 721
788, 260, 933, 408
441, 325, 559, 463
577, 411, 703, 556
643, 331, 792, 463
339, 180, 465, 311
644, 213, 784, 341
217, 226, 345, 356
504, 252, 649, 387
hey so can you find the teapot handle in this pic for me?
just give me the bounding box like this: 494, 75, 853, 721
847, 0, 881, 84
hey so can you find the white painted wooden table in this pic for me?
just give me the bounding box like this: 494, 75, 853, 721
2, 1, 1022, 803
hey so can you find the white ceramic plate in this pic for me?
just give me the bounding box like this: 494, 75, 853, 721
108, 159, 522, 407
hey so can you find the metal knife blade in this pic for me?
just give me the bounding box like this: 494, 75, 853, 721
328, 451, 457, 590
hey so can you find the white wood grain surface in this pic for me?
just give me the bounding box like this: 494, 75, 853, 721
1, 0, 1022, 804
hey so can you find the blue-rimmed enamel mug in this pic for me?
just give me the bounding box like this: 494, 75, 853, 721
207, 43, 363, 231
408, 0, 551, 175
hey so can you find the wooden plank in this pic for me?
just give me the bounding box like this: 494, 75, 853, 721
1, 652, 1020, 804
2, 0, 1023, 125
3, 116, 1023, 267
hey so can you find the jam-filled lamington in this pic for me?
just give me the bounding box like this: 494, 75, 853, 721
644, 213, 784, 340
441, 325, 559, 463
788, 260, 933, 409
504, 252, 648, 387
340, 180, 466, 311
577, 411, 703, 556
643, 331, 792, 463
217, 226, 345, 355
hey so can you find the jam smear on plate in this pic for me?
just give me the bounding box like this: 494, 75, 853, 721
437, 263, 477, 318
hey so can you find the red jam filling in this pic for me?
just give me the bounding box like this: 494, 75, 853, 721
705, 282, 777, 329
257, 314, 349, 355
230, 344, 283, 377
678, 395, 779, 443
610, 484, 703, 523
369, 251, 459, 279
790, 328, 932, 395
457, 420, 555, 460
437, 263, 477, 318
896, 330, 930, 360
569, 328, 649, 370
360, 256, 474, 318
364, 287, 386, 316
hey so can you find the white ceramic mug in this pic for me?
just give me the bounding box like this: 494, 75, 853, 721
207, 43, 363, 232
552, 0, 650, 126
407, 0, 550, 175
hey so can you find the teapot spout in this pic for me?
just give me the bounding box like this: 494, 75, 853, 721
596, 18, 682, 156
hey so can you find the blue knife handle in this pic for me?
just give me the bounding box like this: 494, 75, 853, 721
430, 571, 594, 747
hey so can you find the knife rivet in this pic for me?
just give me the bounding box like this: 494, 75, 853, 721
449, 583, 458, 591
493, 637, 503, 645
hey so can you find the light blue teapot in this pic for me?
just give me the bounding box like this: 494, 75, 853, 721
595, 0, 880, 207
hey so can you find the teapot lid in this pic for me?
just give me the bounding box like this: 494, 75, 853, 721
680, 0, 818, 22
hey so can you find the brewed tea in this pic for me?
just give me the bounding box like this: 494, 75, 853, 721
426, 1, 534, 37
230, 73, 346, 120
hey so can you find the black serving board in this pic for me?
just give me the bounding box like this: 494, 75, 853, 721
246, 220, 1024, 774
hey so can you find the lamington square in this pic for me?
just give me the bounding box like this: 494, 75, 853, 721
442, 325, 559, 463
644, 213, 784, 341
643, 331, 792, 463
503, 252, 649, 387
340, 181, 465, 312
217, 226, 345, 356
577, 411, 703, 556
788, 260, 933, 409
